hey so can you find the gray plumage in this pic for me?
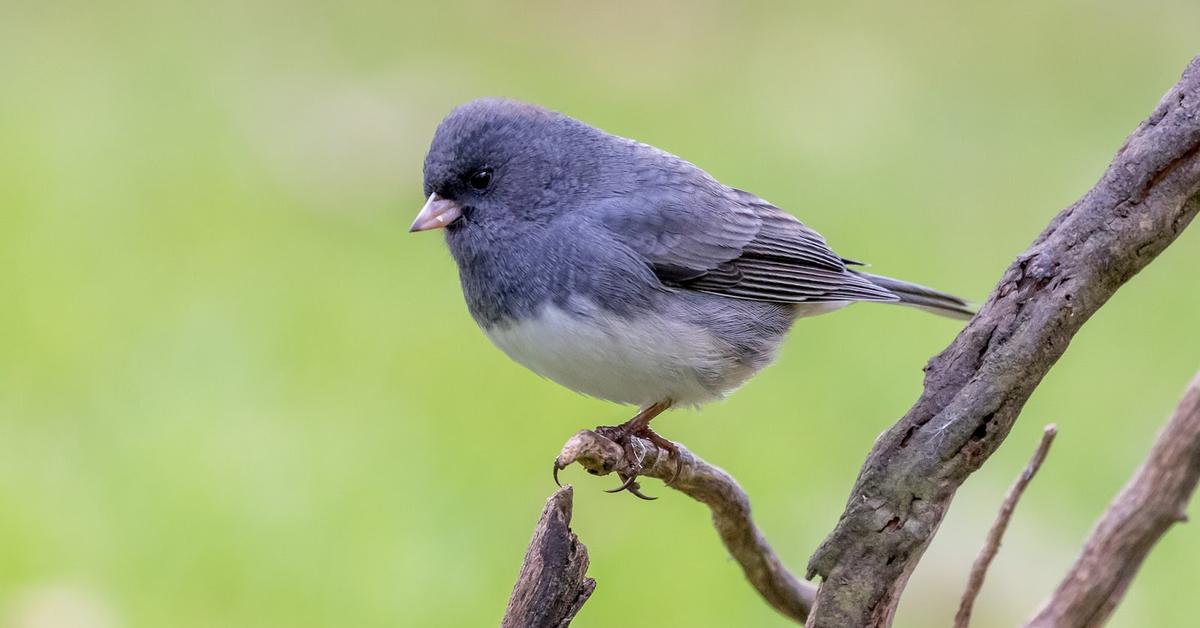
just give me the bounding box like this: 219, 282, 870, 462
417, 98, 973, 408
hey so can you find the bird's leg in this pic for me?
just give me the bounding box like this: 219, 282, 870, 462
591, 400, 680, 499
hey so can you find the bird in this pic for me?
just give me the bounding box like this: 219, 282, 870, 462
411, 98, 973, 498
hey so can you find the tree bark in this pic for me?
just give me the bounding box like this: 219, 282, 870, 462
804, 55, 1200, 627
501, 487, 595, 628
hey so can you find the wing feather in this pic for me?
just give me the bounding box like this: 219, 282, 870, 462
588, 151, 895, 304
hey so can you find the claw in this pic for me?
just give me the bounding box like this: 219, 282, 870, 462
606, 472, 657, 500
664, 455, 683, 486
627, 481, 657, 501
552, 459, 564, 487
605, 473, 638, 494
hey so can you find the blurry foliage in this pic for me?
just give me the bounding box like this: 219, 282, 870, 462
1, 1, 1198, 626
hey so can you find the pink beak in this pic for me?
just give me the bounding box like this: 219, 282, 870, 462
410, 193, 463, 232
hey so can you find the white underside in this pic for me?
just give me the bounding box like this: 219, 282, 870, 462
485, 299, 734, 407
485, 298, 851, 407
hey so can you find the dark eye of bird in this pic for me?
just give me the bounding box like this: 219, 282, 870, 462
467, 168, 493, 191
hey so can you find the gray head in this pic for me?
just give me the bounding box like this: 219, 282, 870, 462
411, 98, 614, 234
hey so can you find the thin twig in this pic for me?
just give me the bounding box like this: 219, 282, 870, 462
954, 424, 1058, 628
1026, 372, 1200, 627
555, 429, 816, 624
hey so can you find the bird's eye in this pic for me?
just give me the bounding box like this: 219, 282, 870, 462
467, 168, 493, 191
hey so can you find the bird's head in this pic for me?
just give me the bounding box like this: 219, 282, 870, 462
412, 98, 604, 234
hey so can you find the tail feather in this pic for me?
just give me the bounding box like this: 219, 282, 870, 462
850, 270, 976, 320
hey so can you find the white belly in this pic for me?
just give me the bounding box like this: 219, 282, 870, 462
484, 299, 734, 407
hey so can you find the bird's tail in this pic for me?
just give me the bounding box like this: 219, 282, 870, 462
850, 270, 976, 320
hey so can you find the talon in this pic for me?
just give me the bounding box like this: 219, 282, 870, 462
552, 459, 564, 487
627, 481, 657, 500
605, 473, 638, 494
664, 454, 683, 486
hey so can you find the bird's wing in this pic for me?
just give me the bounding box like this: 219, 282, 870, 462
591, 179, 897, 304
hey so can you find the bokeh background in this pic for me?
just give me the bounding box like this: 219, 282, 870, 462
2, 2, 1199, 626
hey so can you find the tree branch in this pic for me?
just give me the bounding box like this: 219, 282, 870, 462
954, 424, 1058, 628
805, 55, 1200, 627
555, 429, 817, 624
1026, 372, 1200, 627
502, 486, 595, 628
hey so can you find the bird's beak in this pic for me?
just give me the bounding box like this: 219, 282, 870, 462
410, 193, 463, 232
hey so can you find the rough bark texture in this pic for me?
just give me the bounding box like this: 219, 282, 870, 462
1026, 372, 1200, 628
955, 425, 1057, 628
501, 487, 595, 628
804, 56, 1200, 628
556, 429, 816, 623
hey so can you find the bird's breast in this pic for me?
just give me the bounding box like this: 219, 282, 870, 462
446, 225, 553, 326
446, 218, 660, 327
483, 298, 734, 407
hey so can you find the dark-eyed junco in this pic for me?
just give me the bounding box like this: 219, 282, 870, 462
412, 98, 972, 497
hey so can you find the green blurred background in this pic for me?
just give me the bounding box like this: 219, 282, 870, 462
2, 2, 1198, 626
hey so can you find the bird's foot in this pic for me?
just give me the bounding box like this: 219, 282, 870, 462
551, 400, 678, 500
592, 422, 682, 500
